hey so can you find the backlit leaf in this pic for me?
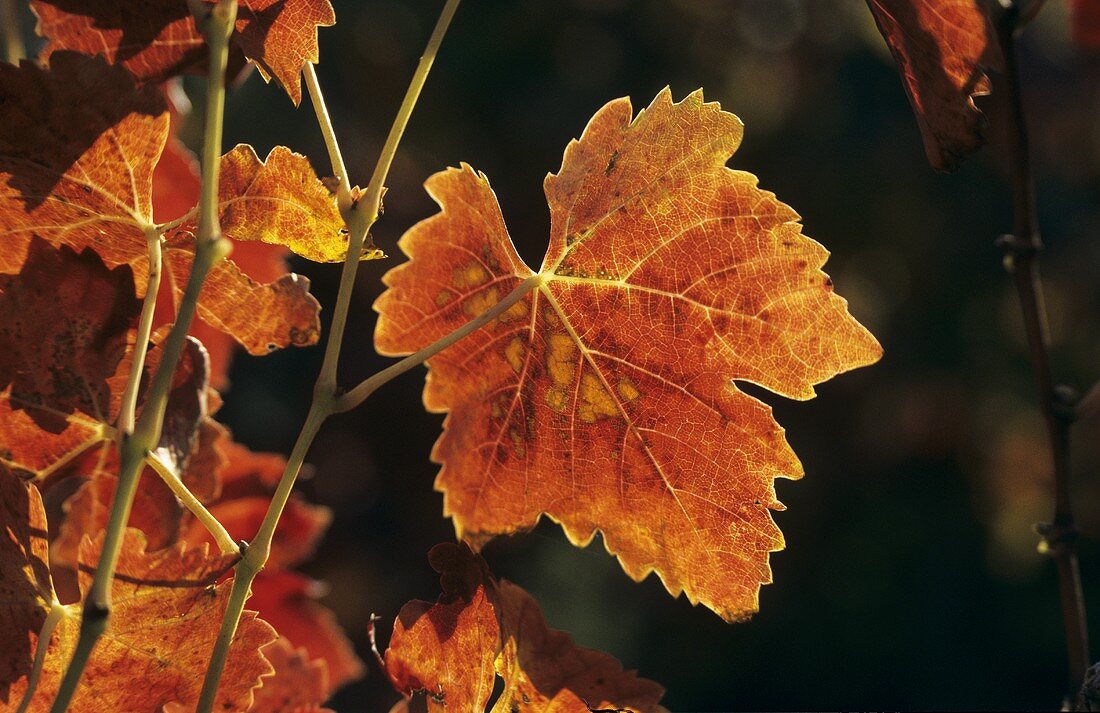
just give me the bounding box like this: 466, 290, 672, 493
381, 543, 665, 713
0, 52, 322, 358
248, 571, 364, 696
866, 0, 1002, 171
374, 89, 882, 621
173, 144, 382, 263
31, 0, 336, 104
0, 466, 277, 712
250, 638, 332, 713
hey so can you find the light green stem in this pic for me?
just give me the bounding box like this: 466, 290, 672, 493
335, 276, 540, 413
2, 0, 24, 65
303, 63, 352, 209
47, 4, 237, 711
145, 452, 237, 555
17, 600, 67, 713
195, 2, 463, 708
117, 229, 163, 436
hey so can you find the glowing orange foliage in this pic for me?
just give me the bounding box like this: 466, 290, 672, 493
381, 543, 665, 713
0, 52, 321, 358
180, 439, 364, 695
866, 0, 1002, 171
31, 0, 336, 104
375, 89, 881, 621
0, 466, 276, 712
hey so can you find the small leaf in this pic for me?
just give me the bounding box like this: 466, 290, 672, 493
374, 89, 881, 621
171, 144, 381, 264
381, 543, 665, 713
866, 0, 1002, 171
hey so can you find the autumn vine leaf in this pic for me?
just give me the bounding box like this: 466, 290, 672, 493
0, 466, 276, 712
380, 543, 665, 713
375, 89, 882, 622
0, 239, 140, 475
865, 0, 1003, 171
31, 0, 336, 104
170, 144, 385, 263
0, 51, 322, 358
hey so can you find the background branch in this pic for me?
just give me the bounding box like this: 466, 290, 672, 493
994, 3, 1089, 702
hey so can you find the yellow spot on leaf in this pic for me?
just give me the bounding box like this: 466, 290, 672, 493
453, 263, 489, 289
463, 287, 499, 318
546, 386, 569, 413
578, 371, 619, 423
617, 378, 640, 402
505, 338, 525, 374
546, 333, 576, 387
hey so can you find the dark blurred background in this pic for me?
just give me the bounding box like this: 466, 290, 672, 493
27, 0, 1100, 709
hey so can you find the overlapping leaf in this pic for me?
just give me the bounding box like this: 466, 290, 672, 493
866, 0, 1002, 171
0, 51, 322, 358
181, 438, 364, 695
0, 239, 139, 475
250, 638, 332, 713
31, 0, 336, 104
0, 466, 276, 712
381, 543, 665, 713
375, 89, 882, 621
170, 144, 383, 263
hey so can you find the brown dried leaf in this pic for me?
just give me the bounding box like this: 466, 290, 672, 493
31, 0, 336, 104
866, 0, 1002, 170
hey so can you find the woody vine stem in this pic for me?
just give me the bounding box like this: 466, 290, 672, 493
994, 1, 1089, 702
195, 0, 470, 708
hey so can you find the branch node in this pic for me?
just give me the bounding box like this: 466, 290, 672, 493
1036, 520, 1080, 555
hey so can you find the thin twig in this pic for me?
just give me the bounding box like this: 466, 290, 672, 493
145, 452, 237, 555
117, 229, 163, 436
193, 2, 463, 709
47, 3, 238, 710
994, 2, 1089, 702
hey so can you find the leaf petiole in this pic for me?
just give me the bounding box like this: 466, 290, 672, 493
17, 599, 68, 713
144, 451, 237, 555
117, 227, 164, 436
334, 274, 541, 413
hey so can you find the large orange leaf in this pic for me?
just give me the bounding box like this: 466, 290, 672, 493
375, 89, 882, 622
31, 0, 336, 105
866, 0, 1002, 171
381, 543, 665, 713
0, 466, 277, 712
0, 52, 321, 357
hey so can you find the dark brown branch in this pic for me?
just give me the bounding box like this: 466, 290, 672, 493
994, 1, 1089, 702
